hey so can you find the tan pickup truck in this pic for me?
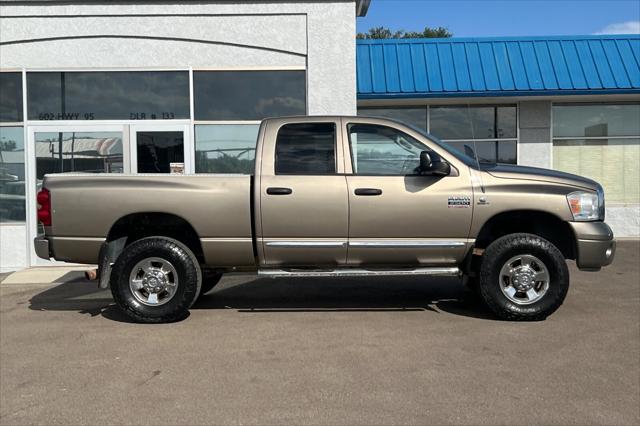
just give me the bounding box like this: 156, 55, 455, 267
34, 116, 615, 323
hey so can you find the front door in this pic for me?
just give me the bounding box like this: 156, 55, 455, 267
130, 124, 191, 174
343, 121, 473, 266
258, 120, 349, 266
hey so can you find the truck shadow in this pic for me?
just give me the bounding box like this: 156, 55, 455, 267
28, 274, 496, 323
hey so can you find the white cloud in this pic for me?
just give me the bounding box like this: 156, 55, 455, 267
594, 21, 640, 35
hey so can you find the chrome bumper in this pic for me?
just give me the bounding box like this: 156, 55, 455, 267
570, 222, 616, 271
33, 236, 51, 260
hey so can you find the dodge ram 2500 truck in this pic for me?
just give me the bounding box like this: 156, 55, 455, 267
34, 116, 616, 323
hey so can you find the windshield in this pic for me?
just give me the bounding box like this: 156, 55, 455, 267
402, 122, 483, 168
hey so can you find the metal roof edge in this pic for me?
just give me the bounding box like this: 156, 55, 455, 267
358, 89, 640, 100
355, 34, 640, 44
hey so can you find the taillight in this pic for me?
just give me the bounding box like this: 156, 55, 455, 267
37, 188, 51, 226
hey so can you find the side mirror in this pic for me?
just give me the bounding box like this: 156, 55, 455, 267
419, 151, 451, 176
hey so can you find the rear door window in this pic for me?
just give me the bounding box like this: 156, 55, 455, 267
275, 123, 336, 175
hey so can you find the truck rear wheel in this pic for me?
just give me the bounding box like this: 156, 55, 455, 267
110, 237, 202, 323
479, 233, 569, 321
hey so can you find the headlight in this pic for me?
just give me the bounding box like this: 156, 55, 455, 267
566, 191, 601, 221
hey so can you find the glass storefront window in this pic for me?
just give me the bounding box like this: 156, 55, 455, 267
0, 127, 25, 222
429, 105, 517, 140
357, 104, 518, 164
193, 71, 306, 120
27, 71, 190, 121
553, 104, 640, 137
357, 107, 427, 131
35, 131, 123, 183
553, 103, 640, 204
0, 73, 23, 123
195, 125, 259, 174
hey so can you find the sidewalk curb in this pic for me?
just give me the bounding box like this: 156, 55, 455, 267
0, 267, 93, 285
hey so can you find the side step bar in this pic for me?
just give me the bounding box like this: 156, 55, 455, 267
258, 267, 460, 278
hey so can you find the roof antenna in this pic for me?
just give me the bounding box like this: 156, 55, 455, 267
465, 103, 485, 193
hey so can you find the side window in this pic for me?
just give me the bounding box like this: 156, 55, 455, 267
348, 124, 428, 175
275, 123, 336, 175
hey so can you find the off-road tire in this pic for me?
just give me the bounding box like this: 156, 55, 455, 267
199, 270, 223, 296
479, 233, 569, 321
110, 237, 202, 323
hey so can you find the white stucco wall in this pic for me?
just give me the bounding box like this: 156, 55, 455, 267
0, 1, 357, 115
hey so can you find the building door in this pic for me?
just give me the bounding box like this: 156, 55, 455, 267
129, 124, 191, 174
26, 124, 128, 265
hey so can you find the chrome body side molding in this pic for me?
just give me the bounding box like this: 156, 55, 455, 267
258, 267, 460, 278
348, 240, 467, 249
265, 241, 347, 248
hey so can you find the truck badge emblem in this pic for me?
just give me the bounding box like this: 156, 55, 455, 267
448, 196, 471, 208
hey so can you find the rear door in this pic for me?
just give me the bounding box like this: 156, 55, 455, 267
342, 118, 474, 266
257, 119, 349, 266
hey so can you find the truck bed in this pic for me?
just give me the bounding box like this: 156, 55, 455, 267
42, 174, 255, 266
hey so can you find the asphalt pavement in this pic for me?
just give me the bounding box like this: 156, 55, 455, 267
1, 241, 638, 425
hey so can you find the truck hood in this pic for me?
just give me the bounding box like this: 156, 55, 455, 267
481, 164, 599, 191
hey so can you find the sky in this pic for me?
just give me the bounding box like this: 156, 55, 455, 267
357, 0, 640, 38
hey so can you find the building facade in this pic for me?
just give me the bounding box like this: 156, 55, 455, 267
356, 36, 640, 238
0, 0, 370, 270
0, 2, 638, 271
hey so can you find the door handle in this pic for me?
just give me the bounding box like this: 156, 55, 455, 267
354, 188, 382, 196
266, 187, 293, 195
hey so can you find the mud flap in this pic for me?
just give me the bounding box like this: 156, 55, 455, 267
97, 237, 127, 289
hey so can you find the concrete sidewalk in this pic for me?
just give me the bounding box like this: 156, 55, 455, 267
1, 266, 93, 286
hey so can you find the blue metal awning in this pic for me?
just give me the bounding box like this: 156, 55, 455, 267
356, 35, 640, 99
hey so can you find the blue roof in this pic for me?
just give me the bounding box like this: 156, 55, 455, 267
356, 35, 640, 99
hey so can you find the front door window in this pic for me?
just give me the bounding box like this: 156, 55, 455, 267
348, 123, 427, 175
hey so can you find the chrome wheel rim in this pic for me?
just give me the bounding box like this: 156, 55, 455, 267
129, 257, 179, 306
499, 254, 550, 305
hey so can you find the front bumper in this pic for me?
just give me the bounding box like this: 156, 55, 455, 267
570, 222, 616, 271
34, 236, 51, 260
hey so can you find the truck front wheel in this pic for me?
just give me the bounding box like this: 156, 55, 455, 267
110, 237, 202, 323
479, 233, 569, 321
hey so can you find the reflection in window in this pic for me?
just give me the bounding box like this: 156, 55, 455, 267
194, 71, 306, 120
357, 107, 427, 131
348, 124, 427, 175
27, 71, 190, 120
195, 125, 259, 174
0, 73, 23, 122
430, 105, 517, 140
35, 132, 123, 182
275, 123, 335, 175
553, 103, 640, 137
0, 127, 25, 222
